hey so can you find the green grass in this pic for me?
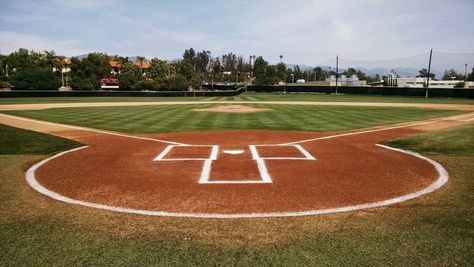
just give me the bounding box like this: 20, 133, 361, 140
3, 104, 461, 134
1, 123, 473, 265
385, 123, 474, 156
0, 124, 81, 155
1, 92, 473, 104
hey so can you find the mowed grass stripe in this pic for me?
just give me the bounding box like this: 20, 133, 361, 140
3, 104, 461, 134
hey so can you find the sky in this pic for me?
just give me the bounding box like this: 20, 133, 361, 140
0, 0, 473, 66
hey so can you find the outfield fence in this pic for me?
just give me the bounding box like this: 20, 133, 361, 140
0, 88, 245, 98
247, 85, 474, 98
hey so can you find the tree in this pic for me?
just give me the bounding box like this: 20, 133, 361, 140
70, 52, 111, 90
342, 67, 358, 77
174, 60, 194, 80
468, 68, 474, 81
11, 67, 61, 90
7, 48, 42, 72
149, 58, 170, 80
442, 68, 463, 80
183, 48, 196, 69
42, 50, 64, 70
117, 62, 142, 90
417, 68, 435, 79
312, 67, 327, 81
222, 53, 237, 71
195, 50, 211, 74
276, 63, 286, 80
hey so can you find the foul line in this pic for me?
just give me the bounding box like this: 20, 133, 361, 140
282, 112, 474, 145
0, 113, 187, 146
26, 144, 448, 218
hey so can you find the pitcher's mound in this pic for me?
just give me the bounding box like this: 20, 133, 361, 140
194, 105, 271, 113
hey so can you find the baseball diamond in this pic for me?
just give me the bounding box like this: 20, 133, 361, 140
1, 104, 473, 218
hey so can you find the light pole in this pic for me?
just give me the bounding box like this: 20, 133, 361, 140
279, 55, 283, 63
291, 73, 294, 83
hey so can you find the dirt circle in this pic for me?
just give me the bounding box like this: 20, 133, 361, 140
28, 129, 446, 218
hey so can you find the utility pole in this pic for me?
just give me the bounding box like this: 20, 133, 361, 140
425, 49, 433, 99
335, 55, 339, 94
465, 63, 468, 87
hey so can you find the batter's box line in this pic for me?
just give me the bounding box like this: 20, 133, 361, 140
153, 144, 316, 184
249, 144, 316, 160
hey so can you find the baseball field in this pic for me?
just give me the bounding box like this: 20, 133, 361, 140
1, 93, 473, 266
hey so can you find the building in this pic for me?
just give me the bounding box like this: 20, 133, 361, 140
396, 77, 471, 88
108, 60, 151, 75
326, 75, 367, 87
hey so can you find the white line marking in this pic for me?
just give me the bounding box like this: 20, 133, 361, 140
0, 113, 187, 146
250, 144, 316, 160
223, 150, 244, 155
282, 112, 474, 145
26, 143, 449, 218
153, 145, 175, 160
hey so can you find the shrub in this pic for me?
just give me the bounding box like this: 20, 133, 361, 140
133, 80, 159, 91
160, 74, 189, 91
0, 80, 10, 89
10, 67, 61, 90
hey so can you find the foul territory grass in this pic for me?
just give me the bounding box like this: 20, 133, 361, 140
0, 124, 80, 155
3, 104, 461, 134
0, 124, 473, 265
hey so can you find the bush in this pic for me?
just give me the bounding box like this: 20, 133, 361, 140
160, 74, 189, 91
10, 67, 61, 90
133, 80, 159, 91
0, 80, 10, 89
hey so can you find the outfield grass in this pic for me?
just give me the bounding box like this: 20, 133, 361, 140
1, 92, 473, 105
3, 104, 461, 134
0, 123, 473, 265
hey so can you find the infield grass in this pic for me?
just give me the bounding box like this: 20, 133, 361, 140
3, 104, 461, 134
0, 123, 473, 266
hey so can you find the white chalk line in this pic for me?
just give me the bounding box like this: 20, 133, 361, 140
0, 113, 187, 146
282, 112, 474, 145
26, 144, 449, 218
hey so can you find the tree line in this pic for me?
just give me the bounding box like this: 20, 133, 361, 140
1, 48, 473, 90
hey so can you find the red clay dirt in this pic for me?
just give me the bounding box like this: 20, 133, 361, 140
1, 111, 473, 215
32, 128, 442, 214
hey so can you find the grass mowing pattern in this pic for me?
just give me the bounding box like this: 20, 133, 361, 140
1, 123, 473, 265
4, 104, 460, 134
0, 124, 81, 155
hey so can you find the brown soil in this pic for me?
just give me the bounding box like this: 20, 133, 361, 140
193, 104, 271, 113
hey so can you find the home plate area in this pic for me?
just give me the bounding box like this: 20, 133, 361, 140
30, 130, 443, 217
153, 144, 316, 184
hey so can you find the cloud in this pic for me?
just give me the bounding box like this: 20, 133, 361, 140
0, 31, 88, 56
